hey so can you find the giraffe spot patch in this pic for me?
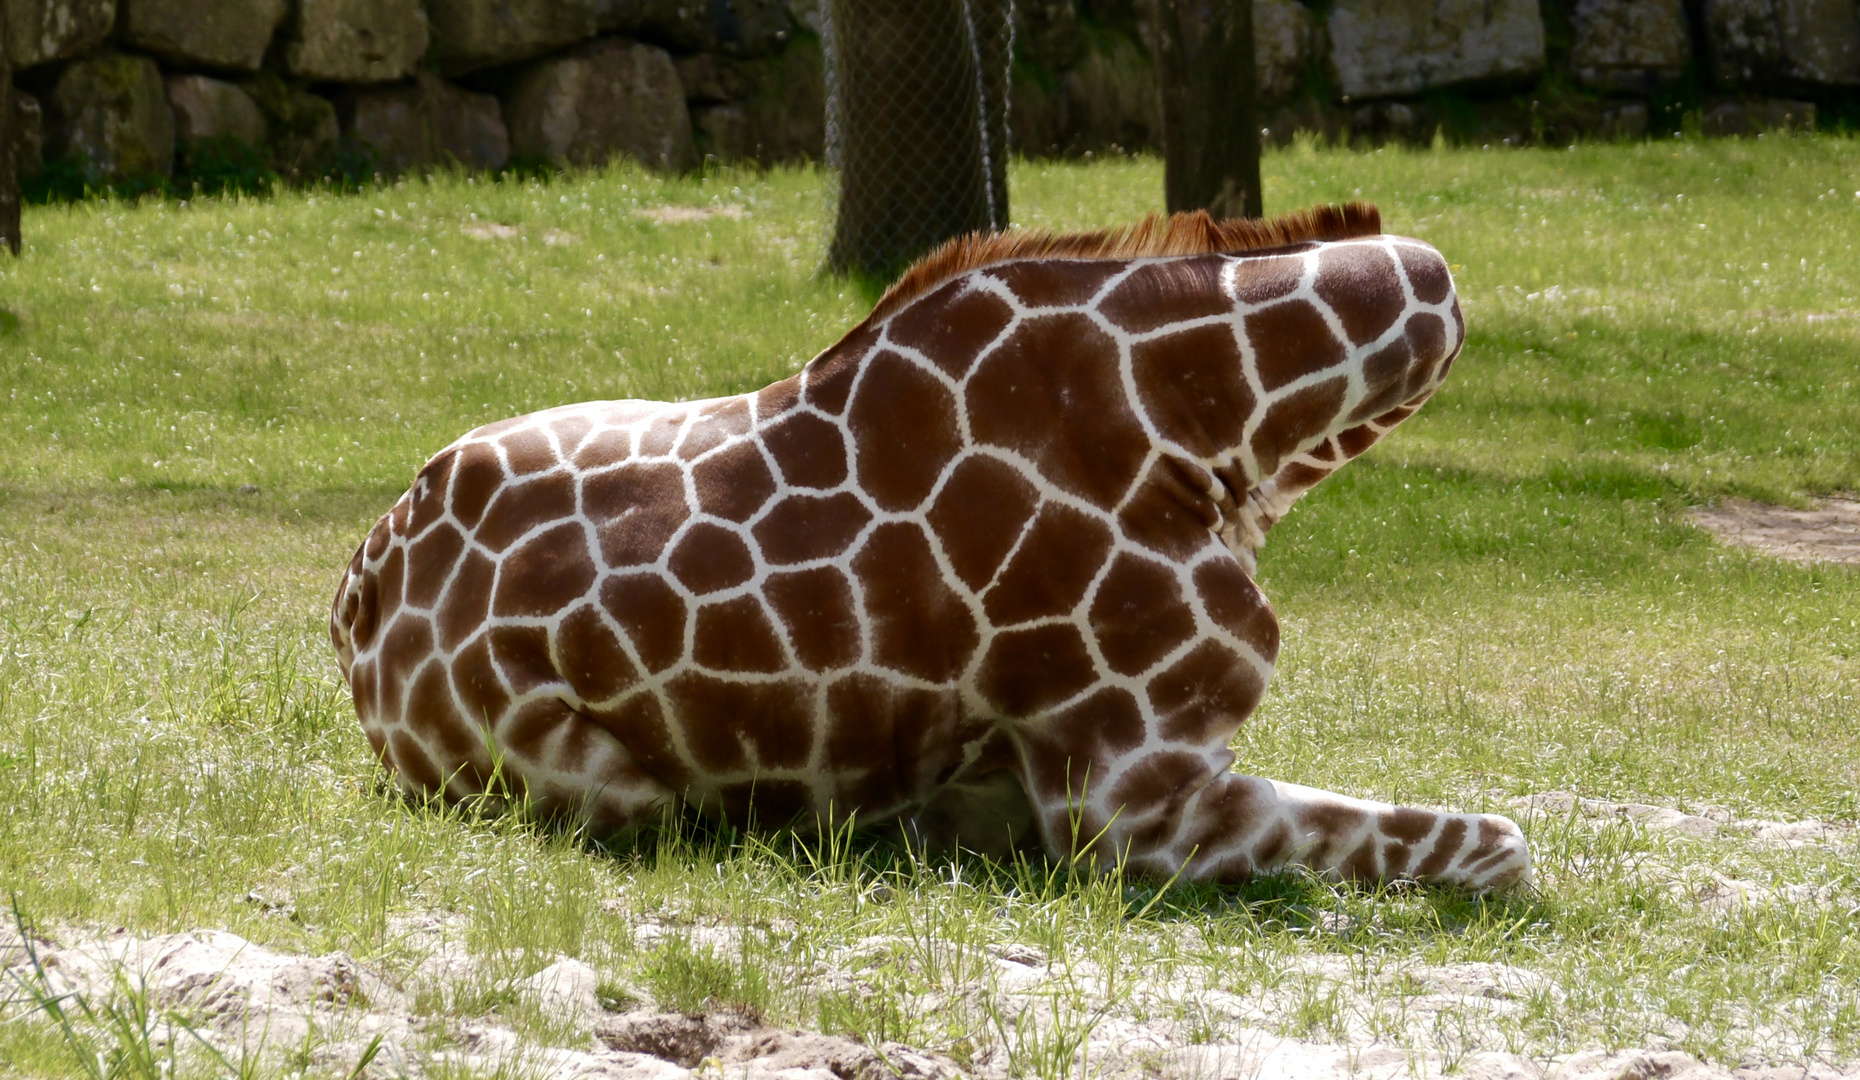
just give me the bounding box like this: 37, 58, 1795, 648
407, 451, 454, 536
571, 426, 633, 471
390, 730, 444, 793
498, 425, 559, 476
1115, 456, 1223, 560
764, 566, 861, 671
978, 623, 1099, 717
847, 350, 963, 512
667, 674, 812, 772
802, 324, 878, 416
762, 411, 848, 489
1230, 253, 1305, 305
1314, 244, 1405, 347
448, 444, 503, 530
825, 674, 963, 807
1148, 639, 1263, 744
601, 573, 688, 674
693, 595, 788, 673
1397, 244, 1453, 305
1250, 377, 1347, 478
926, 455, 1041, 591
587, 692, 690, 786
885, 278, 1015, 380
1132, 321, 1256, 457
588, 463, 690, 568
405, 522, 466, 610
1089, 553, 1197, 676
752, 492, 872, 565
692, 439, 776, 522
495, 521, 597, 618
678, 398, 752, 461
968, 312, 1148, 511
1099, 256, 1232, 334
435, 549, 496, 651
555, 603, 641, 703
852, 523, 978, 684
476, 472, 577, 554
1191, 559, 1279, 661
668, 522, 756, 594
983, 503, 1114, 625
449, 635, 510, 727
986, 258, 1128, 309
1244, 299, 1346, 393
487, 623, 554, 695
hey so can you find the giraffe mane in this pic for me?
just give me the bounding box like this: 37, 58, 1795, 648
865, 202, 1382, 324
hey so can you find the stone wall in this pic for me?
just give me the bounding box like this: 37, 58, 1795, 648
6, 0, 1859, 193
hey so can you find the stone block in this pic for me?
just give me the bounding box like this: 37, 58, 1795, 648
286, 0, 429, 83
1700, 97, 1815, 134
674, 52, 752, 103
424, 73, 509, 170
244, 73, 339, 179
1705, 0, 1860, 88
1326, 0, 1546, 98
691, 32, 822, 162
118, 0, 287, 71
1597, 101, 1650, 139
340, 80, 434, 173
166, 74, 266, 145
426, 0, 598, 76
13, 91, 45, 176
5, 0, 117, 70
503, 37, 694, 170
596, 0, 790, 56
46, 50, 173, 180
1254, 0, 1314, 101
785, 0, 821, 34
1571, 0, 1689, 92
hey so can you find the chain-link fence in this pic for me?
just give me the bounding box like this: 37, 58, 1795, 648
822, 0, 1014, 281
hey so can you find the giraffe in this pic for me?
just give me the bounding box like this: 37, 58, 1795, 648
330, 203, 1533, 892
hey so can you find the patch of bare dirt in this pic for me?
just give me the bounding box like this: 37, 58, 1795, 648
7, 922, 1858, 1080
1688, 497, 1860, 565
632, 204, 746, 224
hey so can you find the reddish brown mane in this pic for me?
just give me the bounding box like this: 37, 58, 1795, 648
865, 202, 1382, 324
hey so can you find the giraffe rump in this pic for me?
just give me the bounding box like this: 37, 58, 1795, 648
331, 204, 1534, 894
866, 203, 1383, 324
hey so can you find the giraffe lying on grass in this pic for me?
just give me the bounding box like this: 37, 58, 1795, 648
331, 203, 1533, 892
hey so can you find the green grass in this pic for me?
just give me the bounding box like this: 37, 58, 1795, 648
0, 138, 1857, 1077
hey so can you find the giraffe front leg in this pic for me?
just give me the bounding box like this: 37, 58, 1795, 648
1018, 740, 1531, 892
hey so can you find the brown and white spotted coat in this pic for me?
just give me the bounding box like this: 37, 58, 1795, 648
331, 204, 1532, 892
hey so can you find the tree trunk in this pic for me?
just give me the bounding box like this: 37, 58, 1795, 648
1153, 0, 1262, 221
0, 12, 20, 257
826, 0, 1007, 281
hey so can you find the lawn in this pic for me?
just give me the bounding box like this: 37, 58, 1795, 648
0, 136, 1856, 1078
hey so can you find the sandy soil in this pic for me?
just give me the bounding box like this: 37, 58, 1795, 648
1688, 497, 1860, 565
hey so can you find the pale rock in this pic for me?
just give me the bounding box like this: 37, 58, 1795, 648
1326, 0, 1546, 98
1570, 0, 1691, 93
286, 0, 430, 84
1254, 0, 1315, 101
521, 957, 600, 1030
1553, 1048, 1726, 1079
1513, 792, 1721, 839
243, 73, 340, 179
691, 34, 823, 163
5, 0, 116, 70
46, 50, 174, 180
424, 74, 509, 171
503, 37, 695, 170
426, 0, 599, 76
118, 0, 288, 71
1705, 0, 1860, 88
166, 75, 266, 145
